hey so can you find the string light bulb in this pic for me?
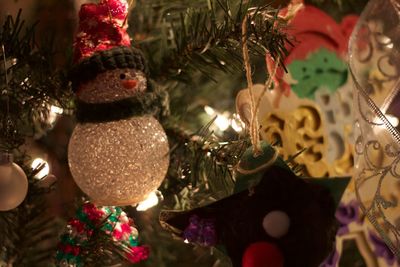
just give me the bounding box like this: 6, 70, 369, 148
31, 158, 50, 180
204, 106, 245, 132
136, 190, 163, 211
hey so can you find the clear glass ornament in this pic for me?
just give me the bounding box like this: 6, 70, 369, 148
68, 116, 169, 206
0, 152, 28, 211
349, 0, 400, 256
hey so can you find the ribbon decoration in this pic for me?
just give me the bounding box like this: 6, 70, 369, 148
350, 0, 400, 258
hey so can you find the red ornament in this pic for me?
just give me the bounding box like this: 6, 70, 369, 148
72, 246, 81, 256
242, 242, 284, 267
74, 0, 130, 62
69, 218, 86, 233
82, 202, 105, 222
121, 223, 131, 233
126, 246, 150, 263
266, 1, 358, 97
64, 244, 73, 254
113, 229, 123, 240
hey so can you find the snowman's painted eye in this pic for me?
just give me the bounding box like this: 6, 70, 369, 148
262, 210, 290, 238
120, 73, 126, 80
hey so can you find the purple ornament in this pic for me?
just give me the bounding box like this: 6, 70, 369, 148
199, 219, 217, 246
369, 231, 399, 266
183, 215, 201, 243
183, 215, 217, 246
335, 200, 360, 236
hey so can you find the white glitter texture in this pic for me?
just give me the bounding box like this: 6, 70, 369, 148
77, 69, 147, 104
0, 162, 28, 211
68, 116, 169, 206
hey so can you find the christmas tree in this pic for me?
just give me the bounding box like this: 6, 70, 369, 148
2, 0, 390, 267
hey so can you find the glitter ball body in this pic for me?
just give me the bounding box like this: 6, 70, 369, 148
0, 162, 28, 211
68, 116, 169, 206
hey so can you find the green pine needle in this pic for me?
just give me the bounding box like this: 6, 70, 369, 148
132, 0, 290, 84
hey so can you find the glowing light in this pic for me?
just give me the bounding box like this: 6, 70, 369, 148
50, 105, 64, 114
31, 158, 50, 179
204, 106, 231, 131
231, 113, 245, 132
204, 106, 216, 116
47, 105, 64, 125
136, 190, 162, 211
184, 239, 189, 244
386, 114, 399, 127
215, 114, 230, 131
205, 107, 246, 132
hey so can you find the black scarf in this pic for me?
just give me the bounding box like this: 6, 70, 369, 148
74, 81, 169, 123
75, 96, 154, 123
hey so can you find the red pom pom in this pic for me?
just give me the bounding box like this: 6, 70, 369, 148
242, 242, 284, 267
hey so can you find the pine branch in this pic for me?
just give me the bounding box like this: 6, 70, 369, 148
163, 121, 249, 210
0, 10, 72, 151
132, 0, 290, 84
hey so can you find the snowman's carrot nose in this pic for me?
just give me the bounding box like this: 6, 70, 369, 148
122, 79, 137, 89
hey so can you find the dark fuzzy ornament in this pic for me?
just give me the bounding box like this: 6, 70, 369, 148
161, 142, 348, 267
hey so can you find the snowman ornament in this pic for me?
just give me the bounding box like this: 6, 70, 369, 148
68, 0, 169, 206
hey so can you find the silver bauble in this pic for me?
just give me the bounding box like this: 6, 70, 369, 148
0, 153, 28, 211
